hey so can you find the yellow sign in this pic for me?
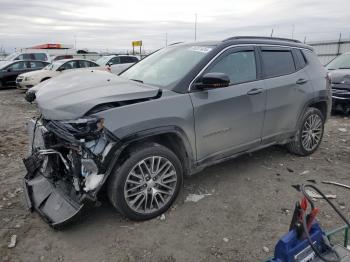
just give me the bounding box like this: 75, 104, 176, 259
132, 41, 142, 47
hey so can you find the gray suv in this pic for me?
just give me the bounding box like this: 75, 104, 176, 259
23, 36, 330, 227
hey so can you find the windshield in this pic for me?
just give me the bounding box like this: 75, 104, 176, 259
43, 60, 65, 71
327, 54, 350, 70
4, 53, 19, 61
96, 56, 113, 66
120, 45, 214, 89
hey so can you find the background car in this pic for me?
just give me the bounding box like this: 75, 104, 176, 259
52, 55, 74, 62
17, 58, 100, 90
96, 55, 139, 66
0, 60, 49, 89
326, 52, 350, 114
96, 55, 139, 74
1, 52, 51, 62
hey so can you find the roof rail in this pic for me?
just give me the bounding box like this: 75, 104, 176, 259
168, 42, 184, 46
223, 36, 301, 43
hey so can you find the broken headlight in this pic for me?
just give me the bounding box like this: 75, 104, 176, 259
60, 117, 105, 140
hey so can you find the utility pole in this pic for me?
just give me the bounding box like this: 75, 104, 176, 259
194, 13, 197, 41
165, 32, 168, 47
337, 32, 342, 56
270, 28, 274, 37
74, 35, 77, 50
291, 24, 295, 39
303, 36, 307, 44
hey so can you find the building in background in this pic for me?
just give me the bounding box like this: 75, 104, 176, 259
307, 38, 350, 65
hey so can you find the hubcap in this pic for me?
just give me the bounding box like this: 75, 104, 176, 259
124, 156, 177, 214
301, 114, 323, 151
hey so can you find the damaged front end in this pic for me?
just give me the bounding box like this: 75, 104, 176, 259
23, 116, 119, 227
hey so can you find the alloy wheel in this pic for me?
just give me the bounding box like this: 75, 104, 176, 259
301, 113, 323, 151
124, 156, 177, 214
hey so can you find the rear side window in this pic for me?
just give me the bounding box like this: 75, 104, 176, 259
29, 61, 44, 69
34, 53, 48, 61
207, 50, 257, 84
293, 49, 307, 70
261, 49, 296, 78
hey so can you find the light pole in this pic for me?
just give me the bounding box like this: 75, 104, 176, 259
194, 14, 197, 41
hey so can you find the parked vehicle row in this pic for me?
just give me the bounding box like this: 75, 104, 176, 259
22, 36, 330, 227
17, 59, 100, 90
0, 60, 49, 88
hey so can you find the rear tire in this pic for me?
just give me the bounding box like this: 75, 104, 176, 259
287, 107, 325, 156
107, 143, 183, 221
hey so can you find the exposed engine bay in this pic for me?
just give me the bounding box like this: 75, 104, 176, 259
23, 116, 119, 227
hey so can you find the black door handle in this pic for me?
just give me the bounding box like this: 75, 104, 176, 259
247, 88, 263, 95
296, 78, 308, 85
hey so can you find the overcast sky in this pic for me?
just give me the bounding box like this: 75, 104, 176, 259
0, 0, 349, 52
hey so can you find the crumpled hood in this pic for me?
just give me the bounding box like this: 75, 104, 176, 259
36, 69, 160, 120
328, 69, 350, 86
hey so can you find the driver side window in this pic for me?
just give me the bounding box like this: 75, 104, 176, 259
207, 50, 257, 84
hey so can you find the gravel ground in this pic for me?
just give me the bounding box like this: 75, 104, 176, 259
0, 89, 350, 262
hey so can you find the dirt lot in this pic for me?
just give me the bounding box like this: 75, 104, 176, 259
0, 89, 349, 262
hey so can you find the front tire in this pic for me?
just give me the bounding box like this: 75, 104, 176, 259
107, 143, 183, 221
287, 107, 325, 156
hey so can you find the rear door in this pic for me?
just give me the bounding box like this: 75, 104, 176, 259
260, 47, 313, 142
190, 46, 266, 161
3, 61, 29, 86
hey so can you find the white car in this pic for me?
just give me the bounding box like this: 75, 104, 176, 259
1, 52, 51, 62
96, 55, 139, 75
16, 59, 100, 90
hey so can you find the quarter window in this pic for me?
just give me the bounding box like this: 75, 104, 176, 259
261, 50, 296, 78
207, 50, 257, 84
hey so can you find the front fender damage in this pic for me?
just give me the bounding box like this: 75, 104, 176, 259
23, 118, 121, 228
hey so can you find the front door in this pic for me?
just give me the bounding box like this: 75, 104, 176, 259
190, 46, 266, 162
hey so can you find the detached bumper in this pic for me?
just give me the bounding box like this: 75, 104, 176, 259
23, 171, 84, 228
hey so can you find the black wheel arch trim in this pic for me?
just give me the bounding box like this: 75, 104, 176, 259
297, 96, 329, 128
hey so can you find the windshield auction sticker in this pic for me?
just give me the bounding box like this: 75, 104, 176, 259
188, 46, 213, 53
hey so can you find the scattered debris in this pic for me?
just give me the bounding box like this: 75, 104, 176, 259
276, 173, 281, 176
299, 170, 310, 175
306, 179, 317, 184
8, 235, 17, 248
263, 246, 270, 253
160, 214, 166, 221
185, 193, 212, 203
223, 237, 229, 243
305, 189, 336, 200
286, 167, 294, 173
281, 208, 290, 215
325, 157, 333, 163
340, 206, 346, 210
322, 181, 350, 190
338, 128, 347, 132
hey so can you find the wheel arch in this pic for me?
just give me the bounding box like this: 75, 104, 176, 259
297, 97, 329, 128
114, 126, 195, 177
41, 77, 51, 82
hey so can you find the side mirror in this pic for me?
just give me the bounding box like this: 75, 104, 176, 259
7, 68, 12, 72
57, 67, 65, 72
194, 72, 230, 89
106, 62, 112, 66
